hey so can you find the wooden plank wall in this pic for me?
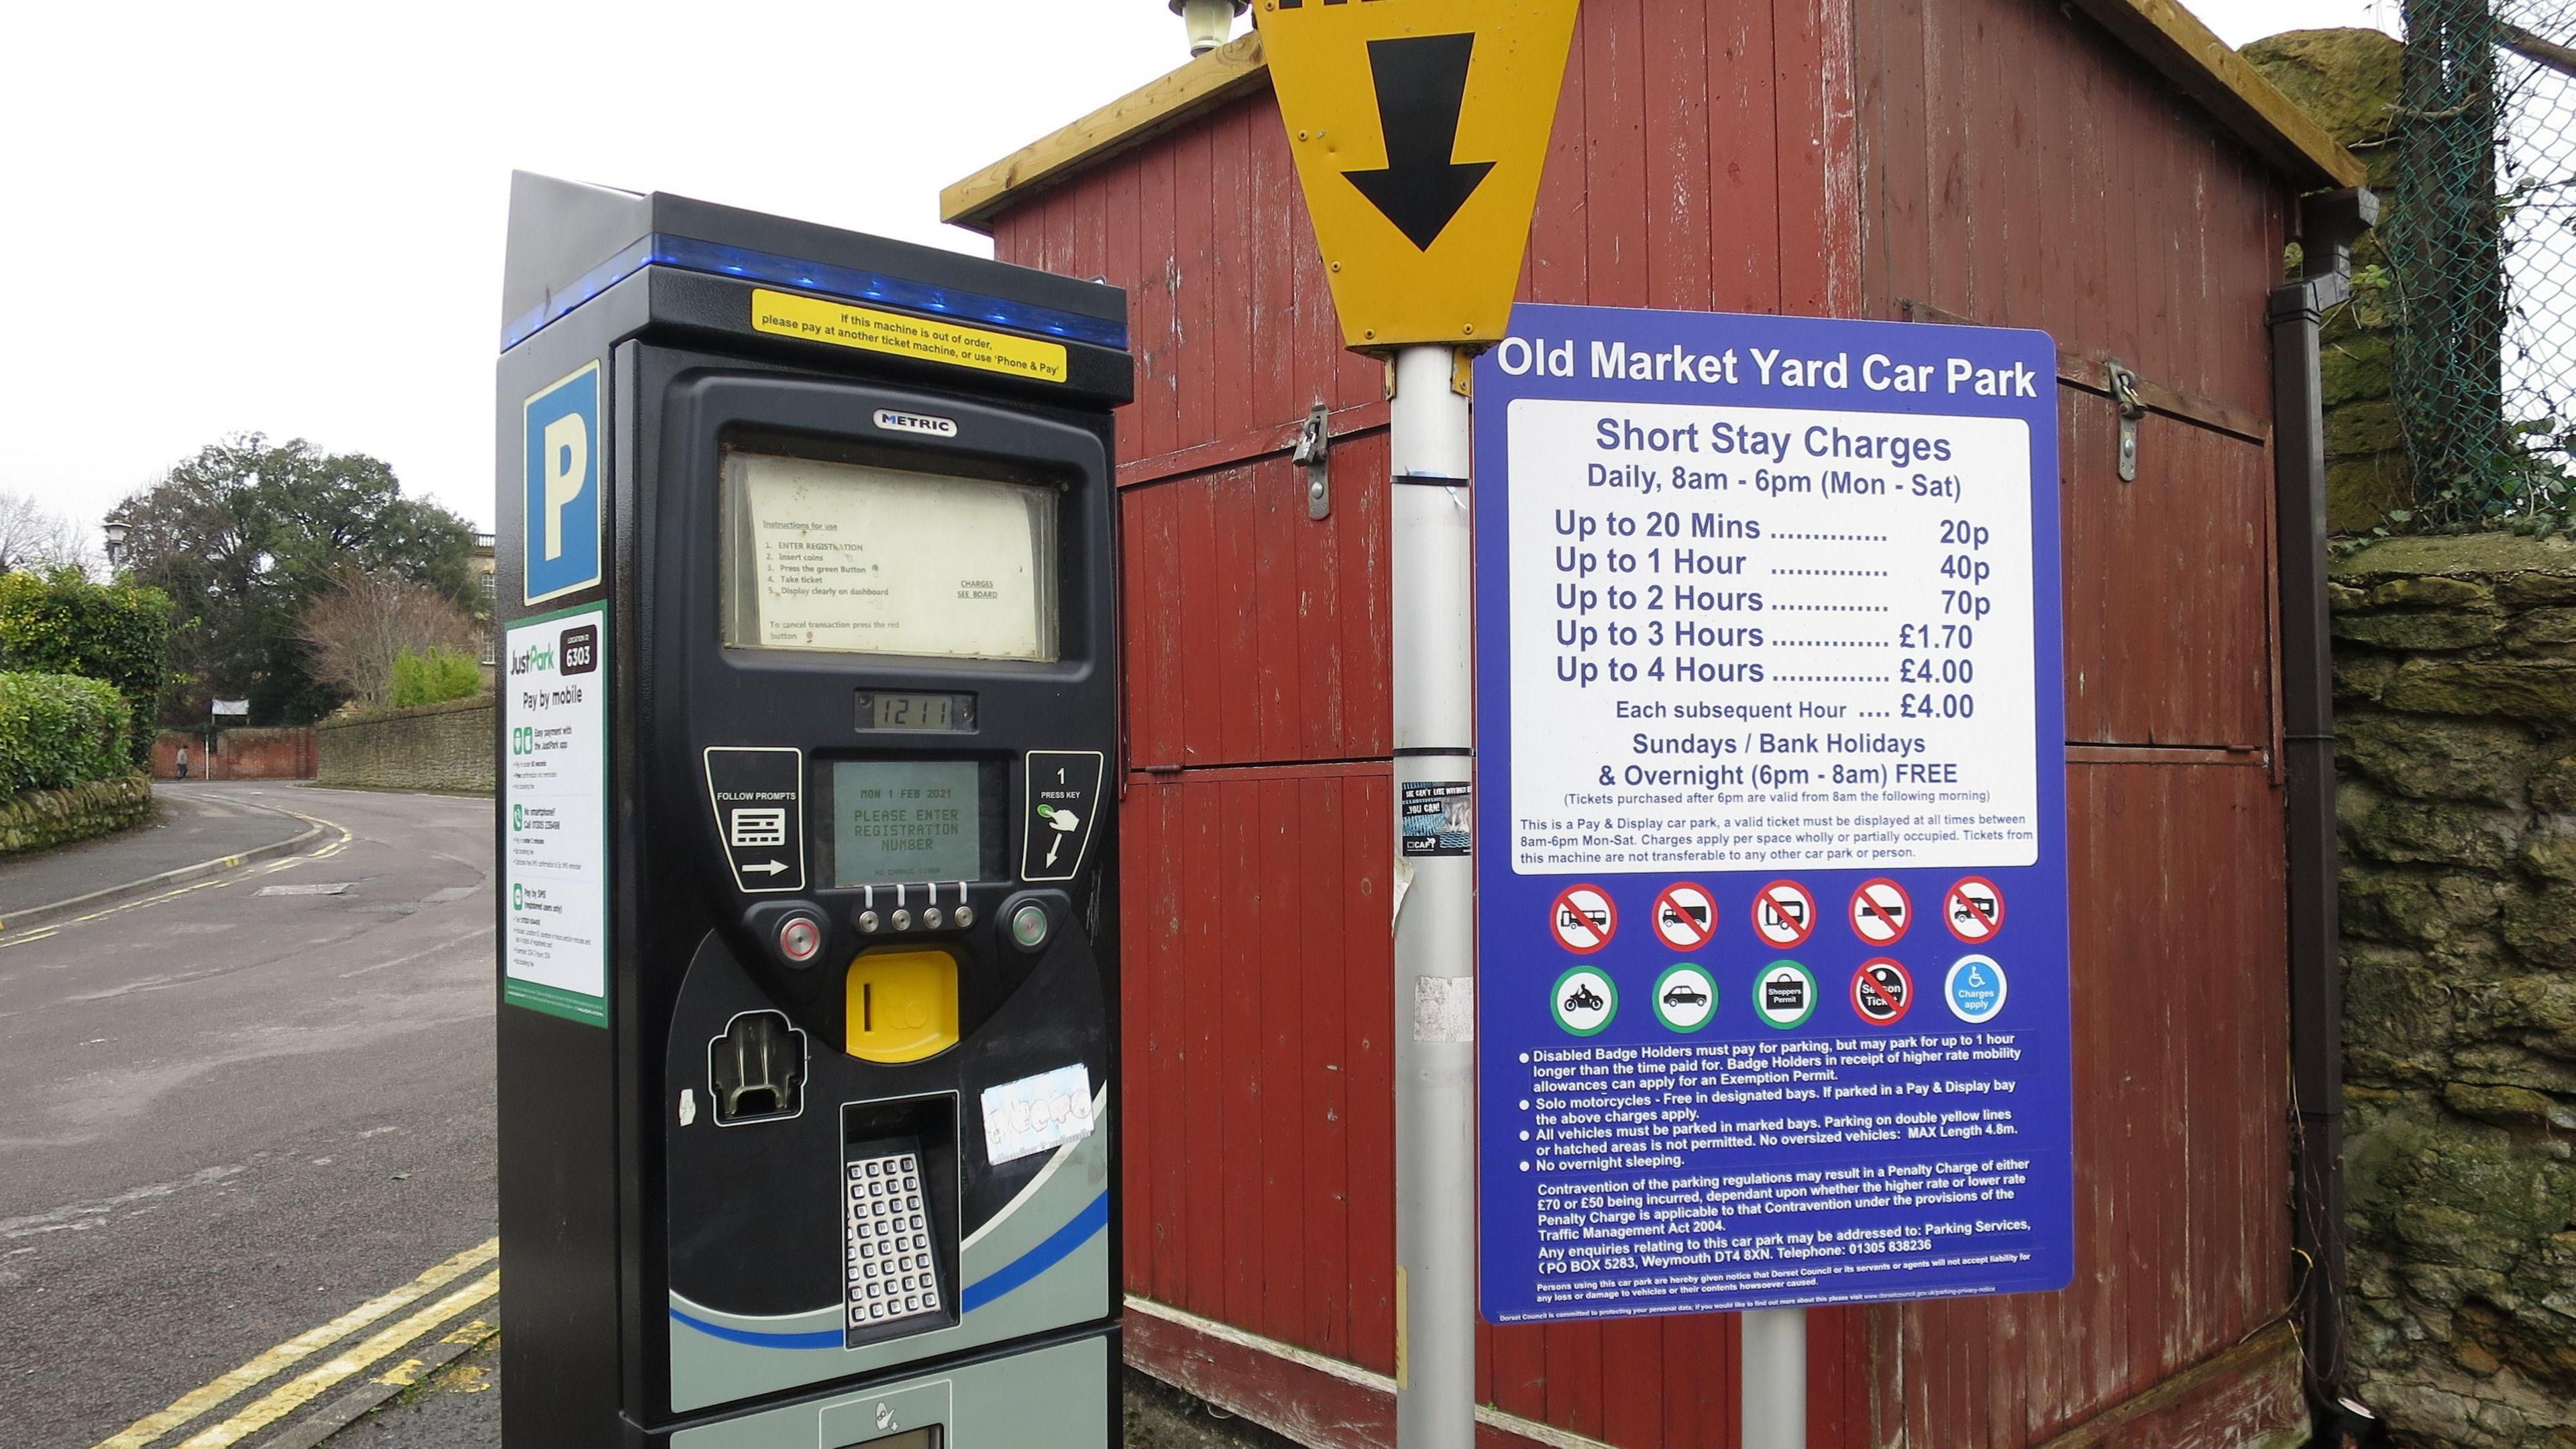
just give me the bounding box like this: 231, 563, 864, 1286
1852, 0, 2299, 1442
985, 0, 2299, 1441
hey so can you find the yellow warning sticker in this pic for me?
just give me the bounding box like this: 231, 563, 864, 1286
750, 289, 1068, 384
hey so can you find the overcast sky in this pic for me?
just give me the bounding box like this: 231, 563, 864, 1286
2, 0, 2396, 545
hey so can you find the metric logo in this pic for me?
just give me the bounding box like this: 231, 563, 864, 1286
1552, 966, 1617, 1036
1750, 880, 1816, 949
1550, 884, 1617, 954
1946, 955, 2009, 1024
1652, 965, 1717, 1032
1752, 961, 1819, 1030
1849, 878, 1913, 945
1945, 876, 2006, 944
1851, 959, 1914, 1026
1652, 881, 1718, 951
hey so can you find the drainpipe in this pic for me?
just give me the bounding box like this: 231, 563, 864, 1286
2270, 185, 2376, 1414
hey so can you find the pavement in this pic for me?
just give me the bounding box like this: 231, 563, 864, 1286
0, 783, 1280, 1449
0, 785, 499, 1449
0, 784, 315, 918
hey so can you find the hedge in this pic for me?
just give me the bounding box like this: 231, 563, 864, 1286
0, 570, 170, 767
0, 672, 133, 796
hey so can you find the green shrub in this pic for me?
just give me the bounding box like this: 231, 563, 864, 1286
0, 672, 132, 795
390, 649, 484, 709
0, 569, 170, 767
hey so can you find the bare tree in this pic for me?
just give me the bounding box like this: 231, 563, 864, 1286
0, 492, 89, 574
299, 564, 482, 710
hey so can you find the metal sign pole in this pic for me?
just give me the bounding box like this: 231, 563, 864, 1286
1391, 342, 1477, 1449
1742, 1308, 1807, 1449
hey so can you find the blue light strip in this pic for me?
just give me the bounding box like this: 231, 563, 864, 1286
501, 234, 1129, 354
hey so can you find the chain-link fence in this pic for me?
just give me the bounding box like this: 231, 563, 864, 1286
2386, 0, 2576, 527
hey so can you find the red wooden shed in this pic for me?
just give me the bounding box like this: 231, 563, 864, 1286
944, 3, 2365, 1444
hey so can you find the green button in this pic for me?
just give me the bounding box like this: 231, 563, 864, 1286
1010, 903, 1050, 949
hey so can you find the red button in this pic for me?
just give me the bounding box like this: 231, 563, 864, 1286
779, 916, 823, 964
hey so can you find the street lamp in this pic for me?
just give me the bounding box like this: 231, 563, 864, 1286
101, 519, 128, 569
1169, 0, 1247, 56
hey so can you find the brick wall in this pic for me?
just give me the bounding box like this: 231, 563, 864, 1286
314, 696, 494, 794
152, 729, 317, 781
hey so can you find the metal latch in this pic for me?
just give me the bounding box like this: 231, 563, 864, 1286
1293, 403, 1331, 519
2106, 362, 2143, 482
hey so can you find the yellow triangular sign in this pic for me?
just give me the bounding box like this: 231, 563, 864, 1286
1257, 0, 1580, 350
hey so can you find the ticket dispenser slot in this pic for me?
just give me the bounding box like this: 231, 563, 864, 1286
496, 175, 1126, 1449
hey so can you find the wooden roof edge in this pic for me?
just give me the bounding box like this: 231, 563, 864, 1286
941, 0, 2367, 233
2063, 0, 2369, 191
940, 30, 1271, 233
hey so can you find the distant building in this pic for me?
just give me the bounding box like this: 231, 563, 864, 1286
473, 533, 497, 679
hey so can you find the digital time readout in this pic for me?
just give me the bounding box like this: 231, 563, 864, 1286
855, 691, 976, 733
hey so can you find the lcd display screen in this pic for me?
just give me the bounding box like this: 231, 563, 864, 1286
832, 761, 981, 885
722, 450, 1059, 661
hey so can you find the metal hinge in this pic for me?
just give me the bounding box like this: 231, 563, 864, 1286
1293, 402, 1332, 519
2106, 362, 2145, 482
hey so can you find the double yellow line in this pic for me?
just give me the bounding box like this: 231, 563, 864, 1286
91, 1238, 498, 1449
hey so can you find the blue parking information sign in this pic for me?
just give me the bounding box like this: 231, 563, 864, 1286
523, 361, 603, 605
1473, 304, 2074, 1323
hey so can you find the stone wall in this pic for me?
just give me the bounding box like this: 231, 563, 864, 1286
0, 774, 152, 858
2331, 533, 2576, 1447
315, 696, 494, 794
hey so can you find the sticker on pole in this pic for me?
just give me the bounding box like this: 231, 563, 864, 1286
1548, 885, 1615, 954
1851, 959, 1915, 1026
1946, 955, 2009, 1024
1551, 966, 1617, 1036
1751, 961, 1818, 1030
1652, 965, 1717, 1032
1751, 880, 1816, 949
1945, 877, 2006, 944
1651, 881, 1717, 951
1849, 878, 1913, 945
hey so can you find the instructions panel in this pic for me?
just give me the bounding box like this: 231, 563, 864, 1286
503, 605, 608, 1026
1474, 305, 2072, 1322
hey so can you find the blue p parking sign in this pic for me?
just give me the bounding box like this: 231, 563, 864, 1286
524, 361, 602, 604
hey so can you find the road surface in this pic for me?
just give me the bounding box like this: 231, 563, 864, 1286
0, 786, 499, 1449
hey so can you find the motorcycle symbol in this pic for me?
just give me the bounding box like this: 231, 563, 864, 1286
1562, 981, 1606, 1014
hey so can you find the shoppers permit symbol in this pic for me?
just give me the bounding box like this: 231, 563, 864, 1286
1945, 876, 2006, 943
1751, 880, 1817, 948
1549, 884, 1616, 954
1849, 878, 1913, 945
1652, 881, 1717, 951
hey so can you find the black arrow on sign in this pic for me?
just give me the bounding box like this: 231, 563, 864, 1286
1341, 33, 1495, 251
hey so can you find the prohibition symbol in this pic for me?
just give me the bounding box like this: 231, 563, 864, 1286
1652, 881, 1718, 951
1550, 884, 1617, 954
1849, 877, 1913, 945
1751, 880, 1816, 949
1851, 958, 1914, 1026
1945, 876, 2006, 944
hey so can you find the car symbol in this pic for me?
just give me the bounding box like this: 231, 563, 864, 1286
1662, 982, 1709, 1008
1562, 982, 1605, 1013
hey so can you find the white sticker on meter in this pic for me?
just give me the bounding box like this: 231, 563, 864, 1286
981, 1064, 1096, 1167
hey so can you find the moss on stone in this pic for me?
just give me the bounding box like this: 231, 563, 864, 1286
2337, 610, 2508, 651
2242, 29, 2403, 148
2339, 714, 2534, 804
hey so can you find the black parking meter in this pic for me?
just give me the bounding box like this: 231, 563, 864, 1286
493, 173, 1128, 1448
